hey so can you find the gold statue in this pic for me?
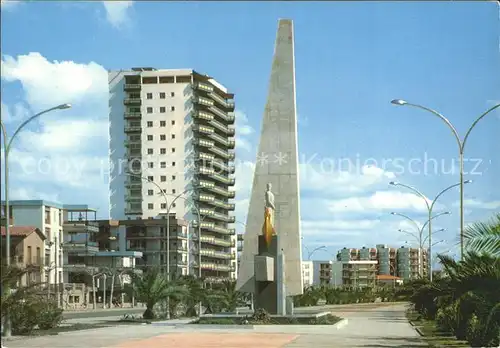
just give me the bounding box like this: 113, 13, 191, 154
262, 183, 276, 247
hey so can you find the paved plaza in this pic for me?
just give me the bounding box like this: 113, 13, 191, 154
5, 303, 426, 348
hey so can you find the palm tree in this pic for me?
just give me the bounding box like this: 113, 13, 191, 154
127, 267, 187, 319
464, 213, 500, 256
218, 280, 244, 312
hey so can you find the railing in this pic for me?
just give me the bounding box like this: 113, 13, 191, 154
194, 82, 213, 92
123, 98, 141, 104
124, 84, 141, 90
124, 112, 141, 119
124, 125, 142, 132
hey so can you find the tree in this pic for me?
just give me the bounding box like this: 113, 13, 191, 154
127, 267, 187, 319
464, 213, 500, 256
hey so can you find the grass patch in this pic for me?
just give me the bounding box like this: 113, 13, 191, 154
194, 314, 342, 325
405, 309, 469, 347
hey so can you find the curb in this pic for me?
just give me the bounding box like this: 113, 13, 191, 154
415, 327, 424, 337
333, 318, 349, 330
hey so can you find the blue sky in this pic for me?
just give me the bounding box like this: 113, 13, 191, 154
1, 1, 499, 261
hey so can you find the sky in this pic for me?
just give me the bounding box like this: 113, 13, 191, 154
1, 1, 499, 261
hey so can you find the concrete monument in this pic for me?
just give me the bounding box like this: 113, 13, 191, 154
236, 18, 303, 313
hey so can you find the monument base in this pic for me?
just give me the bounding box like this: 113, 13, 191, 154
254, 235, 279, 314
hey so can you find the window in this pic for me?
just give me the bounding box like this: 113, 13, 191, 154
171, 161, 176, 166
147, 107, 153, 113
161, 203, 167, 209
170, 92, 175, 97
160, 176, 166, 182
146, 93, 153, 99
147, 135, 153, 141
160, 134, 166, 141
160, 148, 166, 154
159, 92, 166, 99
148, 162, 154, 168
147, 121, 153, 127
172, 189, 176, 194
160, 162, 166, 168
148, 203, 154, 210
171, 120, 175, 125
148, 190, 154, 196
147, 148, 153, 155
148, 176, 153, 182
45, 227, 51, 240
172, 203, 176, 208
172, 175, 176, 180
171, 134, 175, 139
160, 107, 166, 113
171, 148, 175, 153
160, 121, 166, 127
170, 106, 175, 111
44, 208, 51, 224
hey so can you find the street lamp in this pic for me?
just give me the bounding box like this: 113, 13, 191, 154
390, 99, 500, 259
389, 180, 470, 281
1, 103, 71, 338
391, 211, 450, 279
304, 245, 327, 260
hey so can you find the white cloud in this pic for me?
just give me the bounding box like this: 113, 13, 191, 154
234, 110, 255, 153
327, 190, 432, 214
10, 187, 61, 203
1, 52, 110, 214
1, 102, 30, 124
1, 52, 107, 109
102, 1, 133, 29
300, 163, 396, 195
454, 198, 500, 210
0, 0, 20, 10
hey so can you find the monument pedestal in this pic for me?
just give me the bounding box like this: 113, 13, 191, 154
253, 235, 286, 315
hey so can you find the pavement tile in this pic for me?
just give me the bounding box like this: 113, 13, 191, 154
114, 333, 299, 348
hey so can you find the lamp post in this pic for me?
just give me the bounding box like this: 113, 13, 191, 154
304, 245, 327, 260
391, 211, 450, 278
390, 99, 499, 259
389, 180, 471, 280
125, 174, 201, 319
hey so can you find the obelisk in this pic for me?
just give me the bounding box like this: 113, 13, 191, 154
236, 18, 303, 297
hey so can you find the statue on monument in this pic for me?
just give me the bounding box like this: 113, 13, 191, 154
262, 183, 276, 247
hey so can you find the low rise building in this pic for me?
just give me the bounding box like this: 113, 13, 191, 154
1, 226, 46, 286
341, 260, 378, 288
301, 260, 342, 288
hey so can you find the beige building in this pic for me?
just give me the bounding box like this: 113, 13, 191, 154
1, 226, 46, 286
342, 260, 378, 288
108, 68, 237, 283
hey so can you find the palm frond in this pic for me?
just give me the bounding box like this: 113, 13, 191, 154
464, 213, 500, 256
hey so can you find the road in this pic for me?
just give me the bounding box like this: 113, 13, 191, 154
4, 303, 425, 348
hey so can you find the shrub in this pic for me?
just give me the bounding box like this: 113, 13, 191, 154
435, 306, 455, 333
10, 298, 41, 335
252, 308, 271, 323
37, 299, 63, 330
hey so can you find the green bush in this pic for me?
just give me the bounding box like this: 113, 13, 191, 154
37, 300, 63, 330
10, 298, 41, 335
435, 306, 455, 333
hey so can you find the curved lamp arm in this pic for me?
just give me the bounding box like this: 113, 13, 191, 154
390, 212, 421, 234
390, 182, 430, 211
462, 103, 500, 149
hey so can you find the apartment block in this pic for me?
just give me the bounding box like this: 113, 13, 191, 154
342, 260, 378, 288
2, 200, 65, 285
108, 68, 237, 283
1, 226, 46, 286
337, 245, 428, 280
301, 260, 342, 287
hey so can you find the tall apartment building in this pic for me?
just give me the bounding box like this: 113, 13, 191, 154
342, 260, 378, 288
108, 68, 237, 283
337, 245, 427, 280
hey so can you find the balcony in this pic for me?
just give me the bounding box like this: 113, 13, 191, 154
199, 235, 232, 247
198, 222, 235, 235
124, 139, 141, 147
228, 127, 235, 136
125, 181, 142, 189
200, 262, 233, 272
211, 161, 235, 174
208, 132, 230, 147
192, 110, 214, 121
227, 112, 235, 123
209, 146, 232, 160
227, 99, 235, 108
124, 97, 141, 105
209, 92, 231, 109
193, 124, 214, 135
193, 96, 214, 107
195, 152, 215, 162
125, 207, 142, 215
124, 112, 141, 119
63, 241, 99, 254
228, 138, 235, 149
172, 246, 188, 253
194, 82, 214, 93
63, 220, 99, 233
124, 125, 142, 133
208, 105, 231, 122
124, 84, 141, 91
193, 138, 215, 148
125, 193, 142, 202
200, 249, 233, 260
